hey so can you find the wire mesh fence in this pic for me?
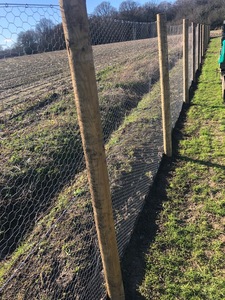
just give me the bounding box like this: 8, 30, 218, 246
0, 3, 105, 300
0, 3, 208, 299
102, 28, 162, 256
195, 24, 200, 73
188, 24, 193, 87
167, 24, 183, 128
89, 17, 157, 45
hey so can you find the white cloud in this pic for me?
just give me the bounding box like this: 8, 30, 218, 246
0, 38, 14, 50
4, 38, 13, 44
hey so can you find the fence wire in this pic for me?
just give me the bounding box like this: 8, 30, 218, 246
195, 24, 199, 73
100, 28, 162, 255
188, 24, 193, 88
0, 3, 105, 300
167, 24, 183, 128
0, 3, 204, 300
90, 17, 157, 45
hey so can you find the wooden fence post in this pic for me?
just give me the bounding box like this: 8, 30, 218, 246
206, 25, 210, 47
205, 25, 207, 48
207, 25, 210, 44
204, 24, 207, 53
208, 24, 210, 43
201, 24, 205, 57
199, 24, 202, 65
197, 23, 200, 70
192, 22, 196, 83
183, 19, 189, 103
157, 14, 172, 157
59, 1, 125, 299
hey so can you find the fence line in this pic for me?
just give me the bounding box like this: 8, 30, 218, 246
0, 3, 210, 299
59, 1, 124, 299
192, 22, 196, 84
157, 14, 172, 157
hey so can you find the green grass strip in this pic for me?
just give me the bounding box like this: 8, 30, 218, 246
140, 37, 225, 299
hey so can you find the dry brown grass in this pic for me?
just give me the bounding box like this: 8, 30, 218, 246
210, 29, 221, 38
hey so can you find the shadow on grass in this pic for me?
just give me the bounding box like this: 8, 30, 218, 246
178, 155, 225, 170
190, 103, 225, 109
120, 101, 191, 299
121, 153, 173, 300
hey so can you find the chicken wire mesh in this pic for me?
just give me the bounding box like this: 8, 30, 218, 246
167, 24, 183, 128
0, 3, 105, 300
100, 27, 162, 255
0, 3, 206, 300
89, 17, 157, 45
188, 24, 193, 88
195, 24, 200, 74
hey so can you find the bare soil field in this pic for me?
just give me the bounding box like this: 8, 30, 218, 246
1, 39, 155, 113
0, 36, 182, 120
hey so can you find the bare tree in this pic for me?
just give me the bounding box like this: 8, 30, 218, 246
140, 1, 158, 22
119, 0, 141, 21
93, 1, 117, 18
36, 18, 55, 52
15, 30, 38, 54
12, 18, 65, 56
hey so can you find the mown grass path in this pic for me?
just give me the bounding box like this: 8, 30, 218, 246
140, 36, 225, 299
123, 36, 225, 299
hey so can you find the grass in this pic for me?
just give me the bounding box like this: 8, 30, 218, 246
0, 72, 162, 283
0, 48, 185, 299
0, 36, 184, 298
140, 37, 225, 299
0, 36, 183, 262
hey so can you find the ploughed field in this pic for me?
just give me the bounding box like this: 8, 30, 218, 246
1, 39, 156, 111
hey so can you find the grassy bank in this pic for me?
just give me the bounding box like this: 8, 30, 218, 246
140, 37, 225, 299
0, 40, 185, 298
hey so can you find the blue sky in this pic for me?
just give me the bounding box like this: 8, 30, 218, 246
86, 0, 175, 14
0, 0, 175, 48
0, 0, 175, 14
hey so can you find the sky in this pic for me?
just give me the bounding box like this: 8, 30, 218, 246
0, 0, 175, 49
0, 0, 175, 15
86, 0, 173, 14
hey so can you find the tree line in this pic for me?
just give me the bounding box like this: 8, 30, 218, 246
1, 0, 225, 58
0, 18, 65, 58
91, 0, 225, 28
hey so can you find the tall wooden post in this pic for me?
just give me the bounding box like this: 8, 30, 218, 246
207, 25, 209, 44
206, 25, 209, 48
59, 1, 125, 299
208, 25, 210, 43
197, 23, 200, 70
192, 22, 196, 83
205, 25, 207, 51
201, 24, 205, 57
183, 19, 189, 103
157, 14, 172, 157
199, 24, 202, 65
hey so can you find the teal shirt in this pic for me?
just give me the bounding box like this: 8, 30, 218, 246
219, 40, 225, 64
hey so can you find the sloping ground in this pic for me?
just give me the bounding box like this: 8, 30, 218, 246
123, 37, 225, 299
0, 36, 184, 262
0, 41, 184, 298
